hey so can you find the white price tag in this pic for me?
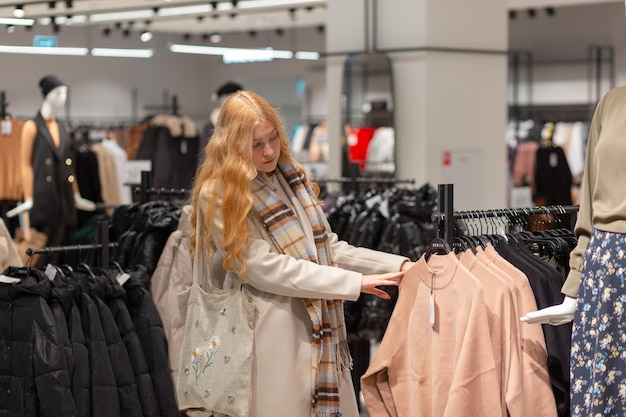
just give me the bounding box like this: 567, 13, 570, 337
549, 152, 558, 168
116, 272, 131, 286
45, 263, 57, 281
1, 119, 11, 136
0, 275, 20, 284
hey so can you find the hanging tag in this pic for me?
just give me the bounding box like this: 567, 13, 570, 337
429, 292, 435, 327
549, 152, 558, 168
180, 139, 188, 155
1, 119, 11, 136
429, 272, 436, 327
45, 263, 57, 281
0, 275, 20, 284
116, 272, 131, 286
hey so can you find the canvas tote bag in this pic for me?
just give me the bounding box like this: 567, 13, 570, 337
176, 211, 255, 417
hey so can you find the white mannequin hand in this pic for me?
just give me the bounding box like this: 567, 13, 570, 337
6, 198, 33, 218
74, 192, 96, 211
520, 295, 577, 325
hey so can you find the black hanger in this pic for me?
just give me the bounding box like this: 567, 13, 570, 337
110, 261, 125, 274
424, 237, 451, 262
77, 263, 96, 279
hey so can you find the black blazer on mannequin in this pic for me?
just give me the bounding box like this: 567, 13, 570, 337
30, 112, 76, 230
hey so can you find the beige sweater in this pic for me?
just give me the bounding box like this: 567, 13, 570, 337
480, 245, 557, 417
361, 253, 502, 417
458, 251, 526, 417
561, 85, 626, 297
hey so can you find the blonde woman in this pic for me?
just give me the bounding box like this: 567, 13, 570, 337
188, 90, 413, 417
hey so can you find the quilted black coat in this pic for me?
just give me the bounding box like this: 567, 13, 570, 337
0, 267, 77, 417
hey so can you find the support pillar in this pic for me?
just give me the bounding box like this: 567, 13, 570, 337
326, 0, 509, 209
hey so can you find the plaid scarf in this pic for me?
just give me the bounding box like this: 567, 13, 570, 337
250, 160, 351, 417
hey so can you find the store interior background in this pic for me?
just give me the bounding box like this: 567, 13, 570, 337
0, 0, 623, 210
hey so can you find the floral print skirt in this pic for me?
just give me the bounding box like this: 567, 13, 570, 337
570, 228, 626, 416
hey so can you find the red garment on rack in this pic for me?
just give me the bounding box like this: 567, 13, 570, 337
348, 127, 377, 169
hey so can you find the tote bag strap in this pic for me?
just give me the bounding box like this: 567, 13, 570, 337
192, 207, 207, 287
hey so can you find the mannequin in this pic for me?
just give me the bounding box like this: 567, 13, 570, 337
521, 84, 626, 415
199, 81, 243, 161
520, 295, 576, 325
7, 75, 94, 254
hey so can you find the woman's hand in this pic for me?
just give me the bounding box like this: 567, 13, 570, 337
361, 271, 404, 300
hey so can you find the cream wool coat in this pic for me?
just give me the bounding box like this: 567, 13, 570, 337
197, 172, 408, 417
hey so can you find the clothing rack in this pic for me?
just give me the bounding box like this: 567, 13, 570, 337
137, 170, 189, 203
432, 183, 580, 245
144, 93, 181, 116
315, 176, 415, 193
0, 91, 8, 118
26, 221, 115, 267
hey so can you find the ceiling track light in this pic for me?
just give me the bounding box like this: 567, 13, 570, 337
231, 0, 238, 7
527, 8, 536, 18
210, 32, 221, 43
102, 27, 111, 36
545, 7, 555, 17
210, 1, 218, 10
0, 17, 34, 26
140, 30, 153, 42
48, 1, 56, 9
65, 0, 73, 9
13, 5, 25, 18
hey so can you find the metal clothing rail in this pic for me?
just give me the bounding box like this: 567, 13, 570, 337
26, 221, 114, 267
432, 183, 580, 245
315, 177, 415, 184
137, 171, 189, 203
315, 176, 415, 193
452, 205, 580, 219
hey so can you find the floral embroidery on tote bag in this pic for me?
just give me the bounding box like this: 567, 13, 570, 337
191, 336, 222, 385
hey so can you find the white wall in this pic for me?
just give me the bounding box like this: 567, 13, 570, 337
509, 1, 626, 106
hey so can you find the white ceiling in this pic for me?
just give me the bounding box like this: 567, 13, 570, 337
0, 0, 327, 36
0, 0, 617, 37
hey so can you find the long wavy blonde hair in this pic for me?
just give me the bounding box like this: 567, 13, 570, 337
189, 90, 319, 279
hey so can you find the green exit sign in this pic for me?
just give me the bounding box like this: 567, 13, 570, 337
33, 35, 57, 47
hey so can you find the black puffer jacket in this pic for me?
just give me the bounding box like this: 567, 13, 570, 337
55, 276, 90, 417
112, 201, 181, 277
94, 270, 160, 417
0, 267, 77, 417
125, 268, 178, 417
74, 272, 122, 417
